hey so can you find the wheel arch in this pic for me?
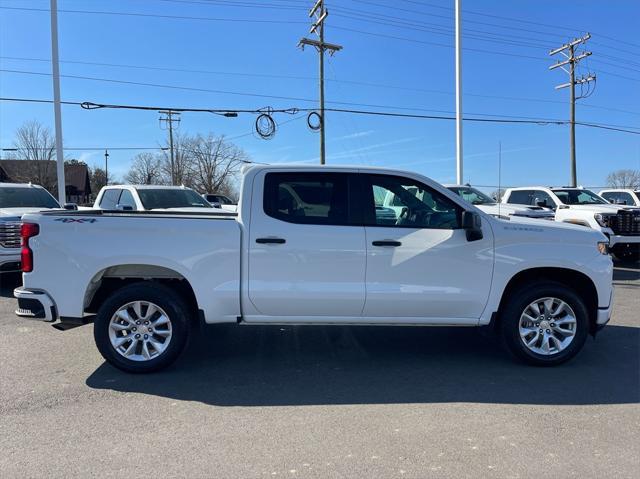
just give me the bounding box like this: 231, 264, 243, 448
497, 267, 599, 335
84, 264, 199, 320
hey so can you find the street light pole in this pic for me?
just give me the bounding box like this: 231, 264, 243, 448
50, 0, 66, 203
455, 0, 463, 185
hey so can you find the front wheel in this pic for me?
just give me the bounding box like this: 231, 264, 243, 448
94, 282, 190, 373
500, 281, 589, 366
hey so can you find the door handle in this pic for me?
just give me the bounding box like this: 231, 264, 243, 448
372, 240, 402, 247
256, 237, 286, 244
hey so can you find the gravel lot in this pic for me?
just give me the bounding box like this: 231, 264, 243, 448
1, 264, 638, 479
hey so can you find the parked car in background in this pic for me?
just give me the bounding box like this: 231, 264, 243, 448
202, 193, 238, 212
599, 188, 640, 207
502, 186, 640, 262
15, 165, 613, 372
0, 182, 73, 273
445, 185, 555, 220
94, 185, 223, 212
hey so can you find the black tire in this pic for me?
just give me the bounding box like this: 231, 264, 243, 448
500, 281, 589, 366
94, 282, 190, 373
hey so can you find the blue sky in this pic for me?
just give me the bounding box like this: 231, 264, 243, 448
0, 0, 638, 191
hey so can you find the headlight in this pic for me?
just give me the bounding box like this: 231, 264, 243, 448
594, 213, 614, 227
597, 241, 609, 255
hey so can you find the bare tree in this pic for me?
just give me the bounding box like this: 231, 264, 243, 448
160, 133, 195, 187
606, 169, 640, 189
10, 120, 57, 190
125, 153, 165, 185
90, 167, 116, 196
187, 134, 246, 194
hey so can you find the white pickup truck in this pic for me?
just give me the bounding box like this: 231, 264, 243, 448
1, 182, 73, 273
445, 185, 555, 220
502, 186, 640, 262
93, 185, 216, 212
15, 165, 613, 372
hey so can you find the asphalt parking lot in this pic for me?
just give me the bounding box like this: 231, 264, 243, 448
1, 264, 638, 479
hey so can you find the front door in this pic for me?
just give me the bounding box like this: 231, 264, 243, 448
361, 174, 494, 320
247, 171, 366, 318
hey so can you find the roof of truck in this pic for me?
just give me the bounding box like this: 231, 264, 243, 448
101, 185, 194, 190
0, 182, 48, 189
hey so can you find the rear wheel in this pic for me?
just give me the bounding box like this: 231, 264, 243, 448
94, 282, 190, 373
500, 281, 589, 366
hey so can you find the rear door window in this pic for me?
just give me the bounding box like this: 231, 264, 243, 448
99, 189, 121, 209
506, 190, 533, 205
263, 172, 351, 226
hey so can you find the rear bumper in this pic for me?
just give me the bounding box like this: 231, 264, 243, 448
14, 287, 57, 322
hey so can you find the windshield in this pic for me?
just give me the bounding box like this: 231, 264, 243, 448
137, 189, 212, 210
552, 189, 607, 205
206, 194, 234, 205
0, 187, 59, 209
447, 186, 495, 205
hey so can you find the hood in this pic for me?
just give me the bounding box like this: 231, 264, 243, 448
493, 214, 606, 239
0, 206, 60, 218
476, 203, 554, 218
564, 204, 631, 213
148, 207, 223, 213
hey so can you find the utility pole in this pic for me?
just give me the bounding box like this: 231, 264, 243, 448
298, 0, 342, 165
104, 149, 109, 186
549, 33, 595, 187
50, 0, 66, 204
159, 110, 181, 185
455, 0, 463, 185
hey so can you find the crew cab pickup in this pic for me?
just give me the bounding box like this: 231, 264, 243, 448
502, 186, 640, 262
94, 185, 215, 212
1, 182, 74, 273
15, 165, 613, 372
445, 185, 555, 220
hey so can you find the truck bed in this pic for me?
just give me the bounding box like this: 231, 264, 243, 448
21, 209, 242, 323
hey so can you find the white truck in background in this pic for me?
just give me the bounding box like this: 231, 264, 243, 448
445, 185, 555, 220
1, 183, 74, 273
202, 193, 238, 213
502, 186, 640, 262
15, 165, 613, 373
93, 185, 218, 212
599, 189, 640, 207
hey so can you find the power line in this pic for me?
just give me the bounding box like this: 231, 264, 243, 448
2, 97, 638, 135
0, 6, 306, 24
3, 55, 637, 116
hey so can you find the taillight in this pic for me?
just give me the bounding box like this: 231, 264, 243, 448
20, 223, 39, 273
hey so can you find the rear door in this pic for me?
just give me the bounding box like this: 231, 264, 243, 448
360, 173, 494, 320
247, 171, 366, 318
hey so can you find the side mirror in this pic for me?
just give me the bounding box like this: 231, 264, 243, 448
462, 211, 483, 242
115, 204, 134, 211
211, 202, 222, 208
63, 203, 78, 210
615, 199, 627, 205
534, 198, 548, 208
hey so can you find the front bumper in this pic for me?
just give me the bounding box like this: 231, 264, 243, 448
596, 289, 614, 328
14, 287, 57, 322
608, 235, 640, 247
0, 251, 21, 273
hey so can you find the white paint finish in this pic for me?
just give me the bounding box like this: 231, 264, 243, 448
17, 164, 614, 330
363, 223, 494, 318
21, 214, 241, 322
246, 169, 366, 318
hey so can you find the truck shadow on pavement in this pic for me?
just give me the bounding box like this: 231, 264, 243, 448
86, 321, 639, 407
